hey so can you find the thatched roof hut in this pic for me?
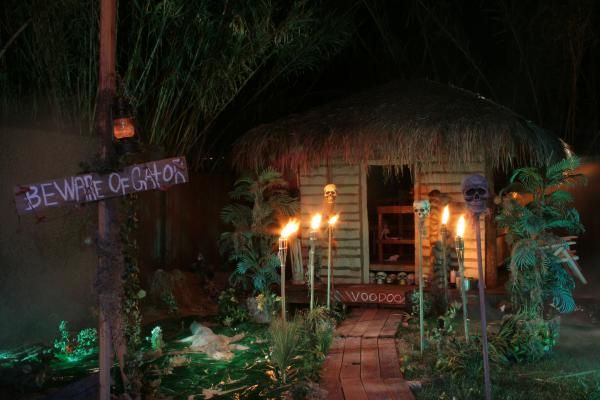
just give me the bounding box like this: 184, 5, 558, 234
233, 80, 568, 296
234, 80, 565, 173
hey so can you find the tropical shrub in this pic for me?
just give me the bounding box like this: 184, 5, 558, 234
267, 316, 304, 385
496, 157, 586, 314
53, 320, 98, 359
220, 169, 298, 294
493, 309, 559, 363
217, 288, 249, 327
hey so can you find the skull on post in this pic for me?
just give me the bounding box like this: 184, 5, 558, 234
462, 174, 489, 215
324, 183, 337, 204
413, 200, 430, 219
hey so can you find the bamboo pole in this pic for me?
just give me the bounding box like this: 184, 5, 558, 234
440, 225, 449, 310
309, 230, 316, 310
417, 218, 425, 356
278, 238, 288, 322
327, 225, 332, 310
474, 216, 492, 400
455, 236, 469, 343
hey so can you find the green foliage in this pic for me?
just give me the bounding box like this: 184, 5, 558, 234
300, 307, 336, 380
149, 270, 179, 315
53, 321, 98, 360
73, 328, 98, 358
497, 157, 585, 314
493, 310, 559, 364
267, 307, 335, 386
220, 169, 298, 294
147, 326, 164, 352
217, 288, 249, 327
410, 290, 433, 318
1, 1, 355, 155
53, 320, 71, 355
267, 316, 304, 385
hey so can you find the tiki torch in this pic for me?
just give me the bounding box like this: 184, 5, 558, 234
413, 200, 430, 356
309, 213, 322, 310
440, 205, 450, 309
455, 215, 469, 343
326, 214, 339, 310
279, 219, 299, 321
462, 174, 492, 400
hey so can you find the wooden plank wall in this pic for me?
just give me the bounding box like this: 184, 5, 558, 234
415, 162, 486, 279
299, 164, 364, 283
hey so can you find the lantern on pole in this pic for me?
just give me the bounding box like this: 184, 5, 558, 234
112, 96, 139, 154
279, 219, 299, 322
308, 214, 322, 310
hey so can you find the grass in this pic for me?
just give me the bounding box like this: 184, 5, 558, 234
398, 311, 600, 400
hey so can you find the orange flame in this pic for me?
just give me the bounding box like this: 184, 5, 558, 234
328, 214, 339, 226
281, 219, 300, 239
442, 205, 450, 225
456, 215, 465, 238
311, 214, 322, 230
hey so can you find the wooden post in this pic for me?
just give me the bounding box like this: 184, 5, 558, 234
96, 1, 117, 398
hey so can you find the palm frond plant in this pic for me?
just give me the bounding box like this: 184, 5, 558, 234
268, 316, 304, 385
220, 168, 298, 296
496, 156, 586, 315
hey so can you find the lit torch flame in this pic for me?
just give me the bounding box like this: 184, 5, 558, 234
281, 219, 300, 239
311, 214, 322, 230
456, 215, 465, 238
328, 214, 339, 226
442, 205, 450, 226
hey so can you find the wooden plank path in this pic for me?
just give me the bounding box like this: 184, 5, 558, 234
320, 308, 415, 400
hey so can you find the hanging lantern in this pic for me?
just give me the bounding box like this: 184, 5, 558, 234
112, 97, 139, 154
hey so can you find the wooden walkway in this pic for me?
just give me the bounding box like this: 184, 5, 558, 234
320, 308, 415, 400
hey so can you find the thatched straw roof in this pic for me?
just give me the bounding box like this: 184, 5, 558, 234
234, 80, 566, 172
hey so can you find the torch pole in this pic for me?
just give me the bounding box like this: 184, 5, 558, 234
309, 230, 316, 310
327, 225, 332, 310
455, 236, 469, 343
417, 219, 425, 356
278, 238, 288, 322
474, 215, 492, 400
440, 225, 449, 310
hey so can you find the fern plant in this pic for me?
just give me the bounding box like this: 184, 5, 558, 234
496, 157, 586, 314
220, 168, 298, 294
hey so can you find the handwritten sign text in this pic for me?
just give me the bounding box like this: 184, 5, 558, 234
14, 157, 188, 215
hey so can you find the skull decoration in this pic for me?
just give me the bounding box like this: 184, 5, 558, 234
462, 174, 489, 215
324, 183, 337, 204
413, 200, 431, 219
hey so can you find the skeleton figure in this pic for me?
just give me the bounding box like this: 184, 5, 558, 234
324, 183, 337, 204
462, 174, 489, 215
413, 200, 431, 219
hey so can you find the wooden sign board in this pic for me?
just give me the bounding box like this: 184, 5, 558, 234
337, 286, 406, 305
14, 157, 188, 215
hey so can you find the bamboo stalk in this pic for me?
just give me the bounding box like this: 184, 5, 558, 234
417, 218, 425, 356
474, 216, 492, 400
455, 236, 469, 343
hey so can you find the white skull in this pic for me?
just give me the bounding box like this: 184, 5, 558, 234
462, 174, 489, 215
413, 200, 431, 219
324, 183, 337, 204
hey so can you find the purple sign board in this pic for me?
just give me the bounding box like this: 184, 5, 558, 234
14, 157, 188, 215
